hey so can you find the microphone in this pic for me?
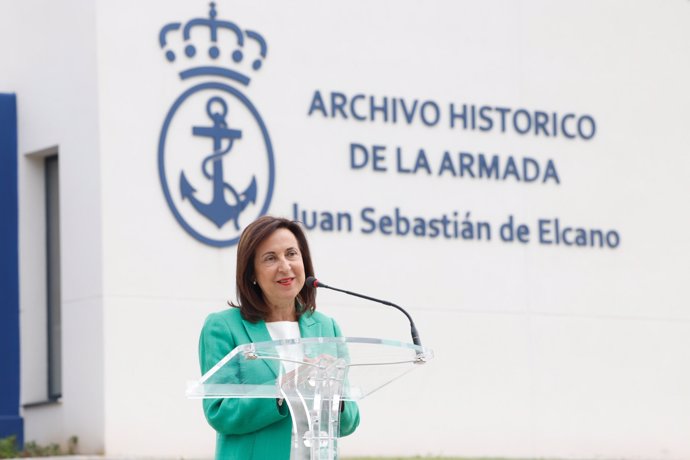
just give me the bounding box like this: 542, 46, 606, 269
305, 276, 422, 347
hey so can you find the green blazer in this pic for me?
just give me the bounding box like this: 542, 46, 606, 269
199, 308, 360, 460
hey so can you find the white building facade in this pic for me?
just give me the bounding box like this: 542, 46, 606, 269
1, 0, 690, 458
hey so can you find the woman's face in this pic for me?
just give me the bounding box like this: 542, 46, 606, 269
253, 228, 305, 311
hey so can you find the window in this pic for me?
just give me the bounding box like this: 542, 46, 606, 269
45, 155, 61, 400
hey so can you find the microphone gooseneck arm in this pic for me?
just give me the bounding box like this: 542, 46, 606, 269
306, 276, 422, 347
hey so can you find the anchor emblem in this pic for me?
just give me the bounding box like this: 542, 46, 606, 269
180, 96, 257, 230
158, 4, 274, 247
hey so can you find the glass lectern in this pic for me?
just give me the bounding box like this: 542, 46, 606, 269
187, 337, 434, 460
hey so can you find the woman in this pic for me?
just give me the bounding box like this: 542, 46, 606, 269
199, 216, 360, 459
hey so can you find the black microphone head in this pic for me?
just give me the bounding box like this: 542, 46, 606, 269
305, 276, 319, 288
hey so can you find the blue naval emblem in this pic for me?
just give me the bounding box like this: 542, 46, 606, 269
158, 3, 274, 247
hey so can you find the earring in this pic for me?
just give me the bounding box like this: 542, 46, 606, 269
252, 280, 257, 285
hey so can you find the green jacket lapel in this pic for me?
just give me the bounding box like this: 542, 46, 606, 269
299, 312, 321, 338
241, 318, 279, 379
240, 313, 322, 379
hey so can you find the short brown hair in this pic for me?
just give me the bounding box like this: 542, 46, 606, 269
232, 216, 316, 322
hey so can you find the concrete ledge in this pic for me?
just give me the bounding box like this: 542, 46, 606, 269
3, 457, 212, 460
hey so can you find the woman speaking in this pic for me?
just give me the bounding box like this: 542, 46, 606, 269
199, 216, 360, 459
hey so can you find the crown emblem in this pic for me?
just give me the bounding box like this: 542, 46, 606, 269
159, 2, 267, 85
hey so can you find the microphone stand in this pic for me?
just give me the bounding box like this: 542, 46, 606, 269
306, 276, 422, 348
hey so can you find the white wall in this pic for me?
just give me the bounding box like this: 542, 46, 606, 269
96, 1, 690, 458
0, 0, 104, 453
3, 0, 690, 458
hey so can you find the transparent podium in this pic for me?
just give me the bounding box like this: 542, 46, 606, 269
187, 337, 434, 460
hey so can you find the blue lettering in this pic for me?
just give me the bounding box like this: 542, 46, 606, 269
350, 94, 366, 121
331, 92, 347, 118
420, 101, 440, 126
307, 90, 327, 117
562, 227, 573, 245
590, 229, 604, 247
534, 111, 549, 136
561, 114, 576, 139
372, 145, 387, 172
370, 96, 388, 122
578, 115, 596, 140
438, 151, 456, 177
440, 215, 452, 238
478, 154, 499, 179
292, 203, 352, 233
523, 157, 539, 182
395, 208, 410, 235
414, 149, 432, 174
350, 143, 369, 169
413, 218, 426, 236
502, 157, 520, 181
538, 219, 553, 244
396, 147, 412, 174
449, 103, 468, 129
400, 99, 418, 124
336, 212, 353, 232
607, 231, 620, 248
543, 160, 560, 184
538, 218, 620, 249
575, 229, 587, 246
379, 215, 393, 235
513, 109, 531, 134
495, 107, 510, 132
360, 208, 376, 234
516, 224, 529, 243
459, 153, 475, 178
428, 219, 441, 238
478, 106, 493, 131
